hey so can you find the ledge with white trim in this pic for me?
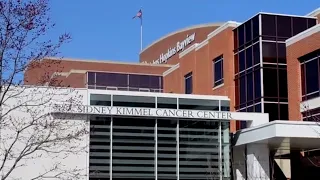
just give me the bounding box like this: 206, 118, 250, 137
234, 120, 320, 151
286, 24, 320, 46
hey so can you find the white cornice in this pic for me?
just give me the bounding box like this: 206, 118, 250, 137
286, 24, 320, 46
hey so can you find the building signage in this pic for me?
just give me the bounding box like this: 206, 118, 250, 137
149, 33, 196, 64
54, 105, 232, 120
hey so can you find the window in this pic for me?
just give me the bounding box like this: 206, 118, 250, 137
300, 50, 320, 100
245, 20, 252, 44
261, 14, 276, 40
264, 103, 288, 121
235, 68, 261, 109
253, 43, 260, 65
302, 107, 320, 121
276, 15, 291, 38
213, 55, 224, 87
261, 14, 314, 41
263, 67, 288, 102
292, 17, 307, 36
252, 15, 260, 41
184, 72, 193, 94
238, 25, 245, 49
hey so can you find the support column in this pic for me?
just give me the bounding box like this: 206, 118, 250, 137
155, 119, 158, 180
246, 144, 270, 180
110, 117, 113, 180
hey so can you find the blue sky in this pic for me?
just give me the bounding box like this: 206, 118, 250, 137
48, 0, 319, 62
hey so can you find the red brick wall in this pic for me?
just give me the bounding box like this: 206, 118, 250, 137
140, 25, 220, 65
163, 27, 237, 131
286, 31, 320, 120
24, 58, 171, 87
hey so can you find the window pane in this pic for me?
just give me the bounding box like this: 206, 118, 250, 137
240, 75, 246, 105
96, 72, 128, 87
159, 77, 163, 89
278, 43, 286, 64
276, 15, 292, 38
305, 59, 319, 94
235, 78, 240, 106
253, 43, 260, 65
262, 42, 277, 63
246, 47, 253, 68
279, 69, 288, 98
239, 51, 245, 72
254, 103, 262, 112
87, 72, 95, 85
247, 72, 254, 102
157, 97, 177, 109
307, 18, 317, 28
264, 103, 279, 121
263, 68, 278, 97
149, 76, 161, 89
185, 73, 193, 94
252, 15, 260, 40
245, 20, 252, 43
238, 25, 245, 48
234, 54, 239, 74
279, 104, 289, 120
262, 14, 276, 39
247, 106, 254, 112
254, 69, 261, 99
301, 64, 306, 95
214, 61, 222, 82
292, 17, 307, 36
234, 29, 238, 50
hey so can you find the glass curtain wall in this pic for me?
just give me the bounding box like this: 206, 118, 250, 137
234, 13, 317, 125
88, 94, 231, 180
87, 72, 163, 92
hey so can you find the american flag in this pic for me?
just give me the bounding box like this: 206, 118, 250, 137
132, 9, 142, 19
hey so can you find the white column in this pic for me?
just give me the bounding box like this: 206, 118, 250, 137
218, 121, 222, 180
155, 119, 158, 180
110, 117, 113, 180
246, 144, 270, 180
233, 146, 246, 180
222, 122, 230, 178
176, 119, 179, 180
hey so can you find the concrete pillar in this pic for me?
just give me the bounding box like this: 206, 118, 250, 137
246, 144, 270, 180
233, 146, 246, 180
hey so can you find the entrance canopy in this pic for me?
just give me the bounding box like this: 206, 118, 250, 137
234, 120, 320, 151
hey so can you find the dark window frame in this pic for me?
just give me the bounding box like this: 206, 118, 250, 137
184, 72, 193, 94
235, 65, 262, 110
213, 55, 224, 87
262, 65, 288, 102
300, 49, 320, 101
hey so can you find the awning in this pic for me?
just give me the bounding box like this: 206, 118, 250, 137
233, 120, 320, 152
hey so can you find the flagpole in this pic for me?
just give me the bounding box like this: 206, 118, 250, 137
140, 9, 143, 51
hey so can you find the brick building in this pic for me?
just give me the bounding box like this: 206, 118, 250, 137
24, 7, 320, 179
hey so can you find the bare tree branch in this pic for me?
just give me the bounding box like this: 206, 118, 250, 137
0, 1, 87, 180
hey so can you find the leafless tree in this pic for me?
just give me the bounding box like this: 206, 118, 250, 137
0, 1, 88, 179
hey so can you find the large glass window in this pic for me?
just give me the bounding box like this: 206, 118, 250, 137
264, 103, 288, 121
276, 15, 291, 38
185, 72, 193, 94
236, 67, 261, 109
263, 67, 288, 102
300, 50, 320, 101
262, 14, 276, 40
262, 42, 287, 64
262, 14, 316, 41
213, 55, 224, 87
302, 107, 320, 121
86, 72, 163, 92
292, 17, 307, 36
238, 24, 245, 49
